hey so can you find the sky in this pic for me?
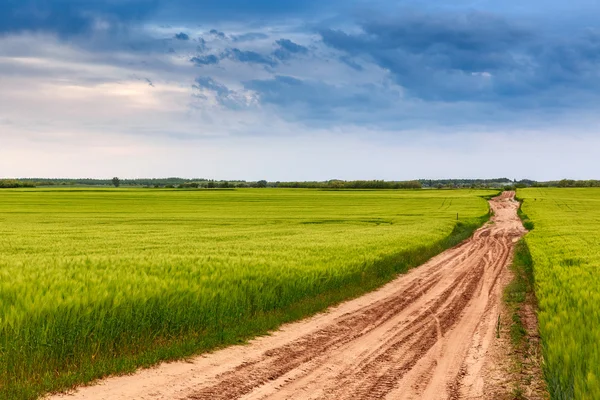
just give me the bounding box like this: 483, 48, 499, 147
1, 0, 599, 181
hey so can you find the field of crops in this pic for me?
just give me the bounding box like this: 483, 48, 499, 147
519, 188, 600, 399
0, 188, 493, 399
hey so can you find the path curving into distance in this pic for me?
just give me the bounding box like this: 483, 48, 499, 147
49, 192, 525, 400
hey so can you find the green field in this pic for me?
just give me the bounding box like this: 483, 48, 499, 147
519, 188, 600, 399
0, 188, 493, 399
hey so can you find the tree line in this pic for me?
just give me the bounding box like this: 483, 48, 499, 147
3, 177, 600, 190
555, 180, 600, 188
276, 180, 422, 189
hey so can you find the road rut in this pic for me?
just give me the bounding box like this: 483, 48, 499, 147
50, 191, 525, 400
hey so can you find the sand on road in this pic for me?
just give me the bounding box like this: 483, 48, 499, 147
49, 191, 525, 400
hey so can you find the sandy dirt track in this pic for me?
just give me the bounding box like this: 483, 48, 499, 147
50, 192, 525, 400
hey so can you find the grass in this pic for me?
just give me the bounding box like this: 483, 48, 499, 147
0, 188, 494, 399
518, 188, 600, 399
505, 239, 538, 397
505, 196, 547, 399
505, 241, 533, 343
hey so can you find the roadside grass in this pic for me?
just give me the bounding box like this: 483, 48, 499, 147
504, 196, 547, 399
504, 240, 538, 398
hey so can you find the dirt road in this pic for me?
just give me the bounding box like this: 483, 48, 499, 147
50, 192, 525, 400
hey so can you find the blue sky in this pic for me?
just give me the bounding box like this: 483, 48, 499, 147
1, 0, 599, 180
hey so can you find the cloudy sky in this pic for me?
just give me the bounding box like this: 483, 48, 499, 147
1, 0, 599, 181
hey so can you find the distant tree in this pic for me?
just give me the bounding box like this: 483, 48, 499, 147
207, 180, 215, 189
178, 182, 200, 189
558, 179, 575, 187
256, 180, 268, 188
112, 177, 120, 188
329, 180, 345, 189
0, 180, 35, 188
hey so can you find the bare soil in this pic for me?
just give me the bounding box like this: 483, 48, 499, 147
49, 192, 527, 400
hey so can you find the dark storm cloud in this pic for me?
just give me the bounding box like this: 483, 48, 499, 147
174, 32, 189, 40
225, 48, 277, 67
209, 29, 226, 39
319, 12, 600, 106
272, 39, 309, 61
0, 0, 156, 36
275, 39, 308, 54
190, 55, 220, 66
339, 56, 363, 71
196, 38, 208, 52
158, 0, 344, 21
0, 0, 344, 36
244, 75, 357, 107
243, 75, 399, 124
232, 32, 269, 42
194, 76, 231, 97
192, 76, 250, 109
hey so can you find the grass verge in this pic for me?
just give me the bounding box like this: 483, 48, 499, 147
504, 199, 547, 399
